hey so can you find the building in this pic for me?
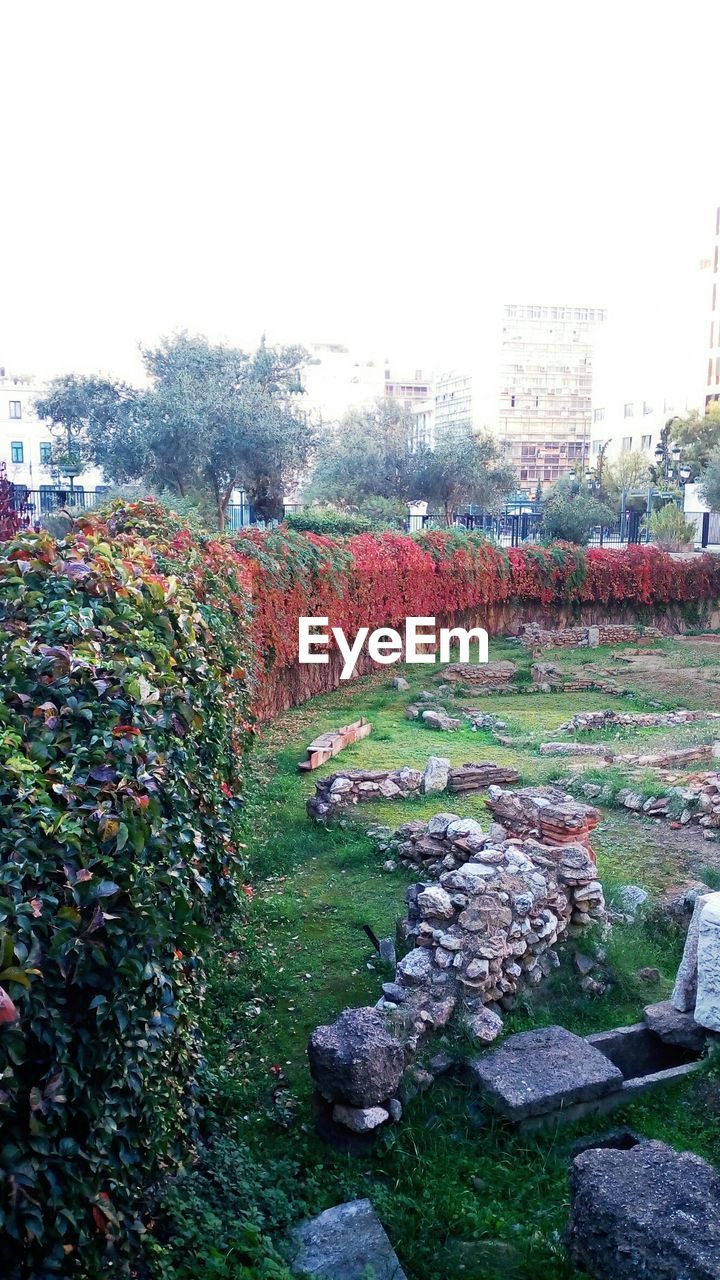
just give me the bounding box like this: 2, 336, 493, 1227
409, 398, 435, 451
706, 204, 720, 409
588, 393, 698, 468
434, 371, 474, 434
301, 343, 433, 426
496, 304, 606, 494
382, 365, 433, 409
0, 366, 106, 516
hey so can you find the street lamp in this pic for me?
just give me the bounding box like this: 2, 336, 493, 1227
680, 466, 692, 483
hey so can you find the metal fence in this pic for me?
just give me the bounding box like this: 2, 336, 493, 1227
11, 487, 110, 522
13, 488, 718, 549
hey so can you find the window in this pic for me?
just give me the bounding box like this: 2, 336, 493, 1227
11, 441, 24, 463
643, 401, 653, 415
621, 436, 632, 453
593, 407, 605, 422
39, 442, 52, 465
39, 485, 55, 513
623, 403, 634, 417
9, 400, 21, 419
641, 434, 652, 451
591, 439, 603, 456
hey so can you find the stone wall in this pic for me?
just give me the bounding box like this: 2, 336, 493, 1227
308, 786, 604, 1138
518, 623, 663, 650
307, 761, 521, 821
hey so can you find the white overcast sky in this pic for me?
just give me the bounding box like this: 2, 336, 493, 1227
1, 0, 718, 399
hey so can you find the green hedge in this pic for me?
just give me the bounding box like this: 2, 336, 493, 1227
0, 504, 253, 1276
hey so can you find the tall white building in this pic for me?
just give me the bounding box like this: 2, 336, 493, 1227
706, 204, 720, 409
589, 393, 698, 468
0, 367, 105, 513
496, 304, 606, 493
435, 371, 474, 433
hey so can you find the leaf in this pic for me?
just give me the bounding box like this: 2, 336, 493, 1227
0, 967, 31, 989
90, 882, 121, 899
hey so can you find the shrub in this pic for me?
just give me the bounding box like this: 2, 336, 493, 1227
645, 502, 697, 551
0, 502, 254, 1276
284, 508, 375, 536
540, 492, 614, 545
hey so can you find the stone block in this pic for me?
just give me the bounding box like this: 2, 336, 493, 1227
671, 891, 714, 1012
308, 1008, 404, 1107
566, 1139, 720, 1280
420, 754, 451, 796
468, 1025, 623, 1121
695, 893, 720, 1031
643, 1000, 706, 1053
290, 1199, 407, 1279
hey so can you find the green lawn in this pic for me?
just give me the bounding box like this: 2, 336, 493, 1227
143, 641, 720, 1280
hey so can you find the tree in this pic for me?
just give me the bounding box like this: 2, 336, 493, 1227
604, 450, 651, 513
672, 405, 720, 478
42, 334, 316, 530
305, 398, 416, 508
540, 474, 614, 545
701, 446, 720, 513
139, 333, 312, 527
412, 425, 516, 525
34, 375, 141, 481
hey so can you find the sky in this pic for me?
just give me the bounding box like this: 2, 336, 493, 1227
1, 0, 719, 402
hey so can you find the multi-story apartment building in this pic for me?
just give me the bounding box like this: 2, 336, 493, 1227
706, 205, 720, 409
383, 365, 433, 408
434, 371, 474, 433
496, 304, 606, 494
588, 393, 699, 468
0, 367, 105, 513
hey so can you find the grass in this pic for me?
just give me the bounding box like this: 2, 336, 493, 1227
143, 640, 720, 1280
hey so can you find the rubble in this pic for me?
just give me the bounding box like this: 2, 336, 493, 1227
308, 784, 605, 1137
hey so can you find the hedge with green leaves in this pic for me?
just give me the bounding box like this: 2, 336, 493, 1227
0, 503, 254, 1277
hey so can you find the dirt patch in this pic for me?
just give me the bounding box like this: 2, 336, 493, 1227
579, 650, 720, 708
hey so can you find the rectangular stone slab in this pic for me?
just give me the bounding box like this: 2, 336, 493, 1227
290, 1199, 407, 1279
468, 1024, 623, 1120
298, 718, 372, 770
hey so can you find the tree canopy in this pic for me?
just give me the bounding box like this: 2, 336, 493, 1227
305, 398, 416, 509
411, 425, 516, 524
36, 334, 314, 528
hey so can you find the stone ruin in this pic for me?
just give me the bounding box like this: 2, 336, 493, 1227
306, 760, 520, 821
557, 707, 720, 733
308, 785, 604, 1137
518, 622, 663, 650
442, 659, 518, 688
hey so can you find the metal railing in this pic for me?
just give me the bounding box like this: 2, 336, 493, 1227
11, 486, 110, 521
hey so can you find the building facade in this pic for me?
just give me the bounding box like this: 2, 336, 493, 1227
706, 205, 720, 409
383, 365, 433, 409
301, 343, 433, 425
589, 393, 697, 468
434, 371, 474, 433
0, 367, 106, 514
497, 304, 606, 494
